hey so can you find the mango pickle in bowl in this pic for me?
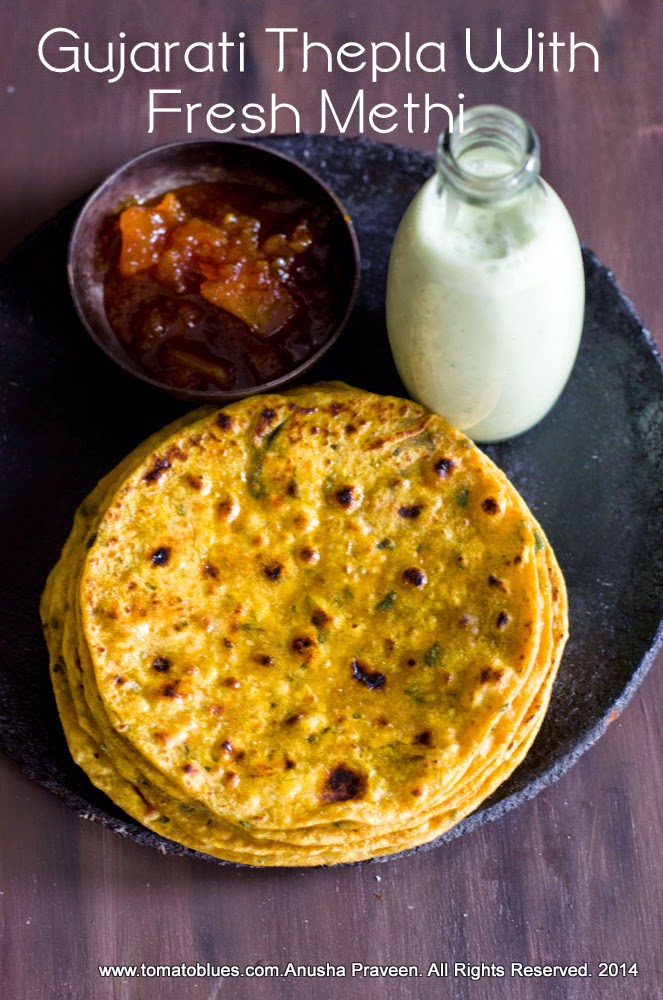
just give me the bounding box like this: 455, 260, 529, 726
68, 140, 360, 402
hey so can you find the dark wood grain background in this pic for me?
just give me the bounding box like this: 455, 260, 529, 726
1, 2, 662, 998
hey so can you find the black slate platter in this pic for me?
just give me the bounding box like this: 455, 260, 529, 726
1, 134, 662, 865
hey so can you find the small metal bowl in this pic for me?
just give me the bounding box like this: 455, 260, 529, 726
68, 140, 360, 403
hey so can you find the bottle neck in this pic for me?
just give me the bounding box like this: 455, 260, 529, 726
436, 105, 541, 206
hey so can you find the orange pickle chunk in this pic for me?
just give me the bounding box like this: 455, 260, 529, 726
102, 180, 337, 392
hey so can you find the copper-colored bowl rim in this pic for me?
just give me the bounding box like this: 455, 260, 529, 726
67, 138, 361, 403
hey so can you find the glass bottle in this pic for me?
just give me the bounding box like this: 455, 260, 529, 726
386, 105, 584, 442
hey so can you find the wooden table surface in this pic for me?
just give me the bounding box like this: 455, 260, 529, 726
2, 2, 662, 998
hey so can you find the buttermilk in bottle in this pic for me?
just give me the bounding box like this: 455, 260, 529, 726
386, 105, 584, 442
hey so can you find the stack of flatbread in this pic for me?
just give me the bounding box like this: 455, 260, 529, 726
42, 384, 567, 865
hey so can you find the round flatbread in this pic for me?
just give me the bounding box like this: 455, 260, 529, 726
42, 384, 568, 865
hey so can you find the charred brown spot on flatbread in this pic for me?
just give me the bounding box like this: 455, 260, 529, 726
292, 635, 315, 659
263, 562, 283, 581
434, 457, 456, 478
480, 666, 505, 684
311, 608, 332, 629
321, 766, 366, 803
402, 567, 427, 588
299, 546, 319, 563
335, 485, 358, 509
143, 456, 171, 483
217, 498, 237, 520
255, 408, 278, 438
143, 445, 187, 483
482, 497, 500, 514
351, 660, 385, 690
398, 504, 423, 519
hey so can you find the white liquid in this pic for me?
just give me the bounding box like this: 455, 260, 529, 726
386, 171, 585, 442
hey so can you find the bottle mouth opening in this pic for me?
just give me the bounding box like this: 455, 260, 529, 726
437, 105, 540, 204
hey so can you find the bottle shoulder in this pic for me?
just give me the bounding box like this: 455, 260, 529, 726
392, 173, 580, 269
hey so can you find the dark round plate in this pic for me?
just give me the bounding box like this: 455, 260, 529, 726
1, 134, 662, 865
